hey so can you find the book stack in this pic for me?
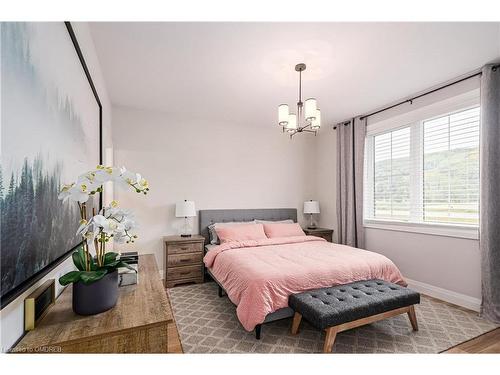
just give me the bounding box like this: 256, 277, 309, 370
118, 251, 139, 287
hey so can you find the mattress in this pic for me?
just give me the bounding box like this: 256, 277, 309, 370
203, 236, 406, 331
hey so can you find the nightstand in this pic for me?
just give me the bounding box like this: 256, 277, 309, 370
163, 235, 205, 288
303, 227, 334, 242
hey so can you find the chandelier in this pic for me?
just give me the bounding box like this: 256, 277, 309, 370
278, 63, 321, 138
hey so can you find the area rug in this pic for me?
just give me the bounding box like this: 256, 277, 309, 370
168, 282, 497, 353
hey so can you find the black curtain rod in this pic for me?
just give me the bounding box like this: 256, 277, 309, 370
357, 63, 500, 121
332, 120, 351, 130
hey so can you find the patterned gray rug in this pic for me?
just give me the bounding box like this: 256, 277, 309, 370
168, 282, 497, 353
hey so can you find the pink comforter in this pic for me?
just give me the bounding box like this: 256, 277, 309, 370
204, 236, 406, 331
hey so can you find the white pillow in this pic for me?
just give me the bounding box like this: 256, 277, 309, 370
208, 221, 254, 245
253, 219, 294, 224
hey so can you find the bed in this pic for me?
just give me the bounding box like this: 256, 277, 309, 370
199, 208, 406, 339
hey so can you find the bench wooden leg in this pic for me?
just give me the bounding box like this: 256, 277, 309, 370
407, 305, 418, 331
291, 312, 302, 335
323, 326, 338, 353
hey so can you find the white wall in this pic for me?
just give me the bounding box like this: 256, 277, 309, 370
0, 22, 113, 351
112, 106, 317, 272
364, 229, 480, 301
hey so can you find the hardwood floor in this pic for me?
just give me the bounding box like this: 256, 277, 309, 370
167, 296, 183, 353
443, 328, 500, 353
167, 322, 183, 353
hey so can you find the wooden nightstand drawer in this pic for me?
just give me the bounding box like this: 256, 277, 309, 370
167, 265, 202, 280
168, 252, 203, 267
164, 235, 205, 288
167, 242, 202, 255
166, 277, 202, 289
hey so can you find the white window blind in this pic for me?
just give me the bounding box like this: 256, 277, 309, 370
423, 107, 480, 225
364, 102, 480, 231
373, 127, 411, 220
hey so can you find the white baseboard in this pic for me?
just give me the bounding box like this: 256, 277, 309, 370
405, 278, 481, 312
159, 269, 164, 280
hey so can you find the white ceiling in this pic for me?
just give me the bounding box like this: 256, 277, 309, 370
89, 22, 500, 127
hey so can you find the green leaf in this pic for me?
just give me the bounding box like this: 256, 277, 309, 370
103, 260, 120, 268
103, 252, 119, 265
116, 261, 137, 273
80, 269, 108, 285
59, 271, 82, 286
72, 248, 86, 271
88, 255, 97, 271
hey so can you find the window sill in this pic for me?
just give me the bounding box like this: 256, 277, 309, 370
363, 219, 479, 240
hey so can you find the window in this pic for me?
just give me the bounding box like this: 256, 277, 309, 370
364, 102, 480, 237
372, 127, 411, 221
423, 107, 480, 225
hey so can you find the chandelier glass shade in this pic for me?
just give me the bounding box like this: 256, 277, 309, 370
278, 63, 321, 137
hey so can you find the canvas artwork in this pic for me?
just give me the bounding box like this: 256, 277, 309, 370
0, 22, 100, 305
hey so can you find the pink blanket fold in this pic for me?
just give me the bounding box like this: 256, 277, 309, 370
204, 236, 406, 331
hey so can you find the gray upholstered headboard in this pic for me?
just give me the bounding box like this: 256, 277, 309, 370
199, 208, 297, 245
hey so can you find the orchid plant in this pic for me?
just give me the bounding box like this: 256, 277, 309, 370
58, 165, 149, 286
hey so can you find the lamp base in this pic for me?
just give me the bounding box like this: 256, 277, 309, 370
180, 234, 192, 238
307, 213, 317, 230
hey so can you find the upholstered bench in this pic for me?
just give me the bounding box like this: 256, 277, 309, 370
288, 279, 420, 353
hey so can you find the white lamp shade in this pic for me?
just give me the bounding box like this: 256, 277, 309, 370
311, 108, 321, 129
286, 113, 297, 132
175, 200, 196, 217
303, 200, 320, 214
304, 98, 317, 121
278, 104, 289, 126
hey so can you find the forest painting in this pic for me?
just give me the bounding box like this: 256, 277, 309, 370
0, 22, 100, 306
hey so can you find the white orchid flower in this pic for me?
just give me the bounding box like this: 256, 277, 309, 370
100, 166, 149, 194
94, 165, 122, 184
84, 230, 97, 242
58, 183, 75, 202
122, 216, 137, 232
108, 166, 133, 190
113, 232, 128, 244
67, 177, 100, 203
121, 168, 140, 186
60, 183, 89, 203
76, 174, 102, 192
102, 205, 132, 221
58, 172, 102, 203
93, 215, 124, 235
138, 176, 149, 189
76, 219, 90, 236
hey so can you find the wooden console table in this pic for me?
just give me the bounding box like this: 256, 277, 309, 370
15, 254, 174, 353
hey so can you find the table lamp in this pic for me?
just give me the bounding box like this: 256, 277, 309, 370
303, 200, 320, 229
175, 200, 196, 237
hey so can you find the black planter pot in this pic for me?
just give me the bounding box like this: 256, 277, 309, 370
72, 270, 118, 316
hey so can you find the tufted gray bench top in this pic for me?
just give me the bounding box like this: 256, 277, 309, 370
288, 279, 420, 330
